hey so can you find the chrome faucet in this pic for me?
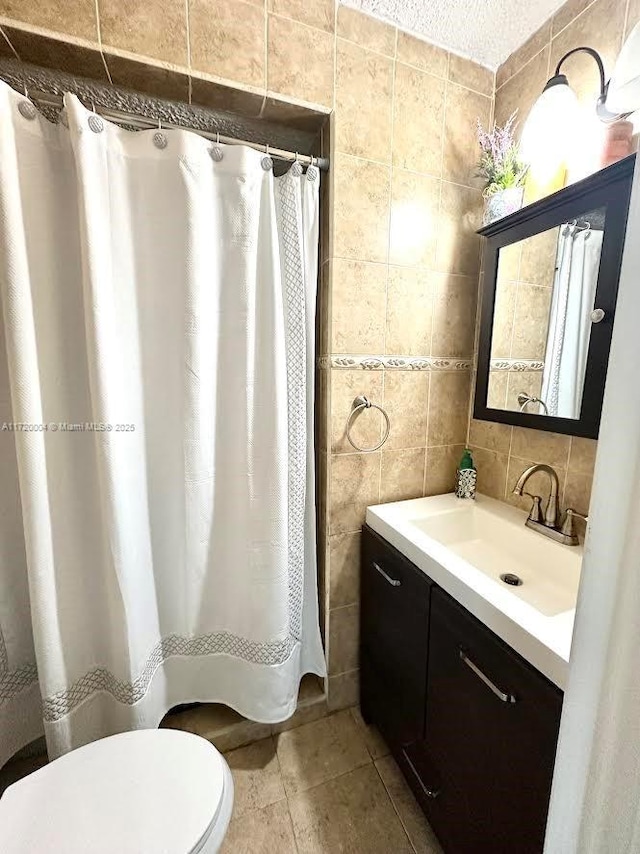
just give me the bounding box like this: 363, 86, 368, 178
512, 464, 585, 546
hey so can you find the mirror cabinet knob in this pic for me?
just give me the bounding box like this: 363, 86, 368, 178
590, 308, 606, 323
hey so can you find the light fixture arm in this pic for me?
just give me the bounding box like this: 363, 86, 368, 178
549, 46, 623, 122
554, 46, 607, 98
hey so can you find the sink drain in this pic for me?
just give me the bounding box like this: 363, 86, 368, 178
500, 573, 523, 587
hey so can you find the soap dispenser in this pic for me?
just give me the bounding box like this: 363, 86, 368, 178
455, 448, 477, 499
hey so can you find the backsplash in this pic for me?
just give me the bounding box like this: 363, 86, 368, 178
468, 420, 596, 520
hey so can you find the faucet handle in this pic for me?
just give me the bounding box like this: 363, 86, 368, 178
523, 493, 543, 523
560, 508, 588, 540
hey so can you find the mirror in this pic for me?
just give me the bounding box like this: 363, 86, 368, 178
474, 155, 635, 439
487, 209, 605, 420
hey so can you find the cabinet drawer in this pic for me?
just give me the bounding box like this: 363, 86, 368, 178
423, 587, 562, 854
360, 526, 431, 745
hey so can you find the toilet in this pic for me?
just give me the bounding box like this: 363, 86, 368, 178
0, 729, 234, 853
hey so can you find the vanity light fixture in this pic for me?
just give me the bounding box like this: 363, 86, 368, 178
520, 23, 640, 199
528, 22, 640, 126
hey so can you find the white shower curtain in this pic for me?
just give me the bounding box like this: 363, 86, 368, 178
0, 82, 325, 766
541, 226, 603, 418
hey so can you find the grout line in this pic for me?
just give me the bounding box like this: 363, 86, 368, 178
265, 0, 270, 100
92, 0, 113, 85
424, 372, 432, 457
495, 43, 549, 95
335, 33, 396, 62
0, 26, 19, 60
329, 601, 359, 614
382, 36, 397, 361
100, 52, 113, 85
506, 246, 522, 372
93, 0, 102, 45
268, 9, 335, 37
505, 423, 515, 500
373, 759, 419, 854
283, 798, 300, 854
424, 56, 449, 490
377, 28, 398, 503
333, 442, 460, 458
333, 149, 482, 193
331, 0, 337, 110
551, 0, 601, 41
545, 34, 552, 80
185, 0, 192, 103
562, 438, 572, 507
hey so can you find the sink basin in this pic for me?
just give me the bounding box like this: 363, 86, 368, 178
413, 503, 581, 617
366, 493, 583, 689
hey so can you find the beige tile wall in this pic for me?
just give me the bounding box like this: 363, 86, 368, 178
471, 0, 640, 531
0, 0, 338, 112
324, 8, 494, 699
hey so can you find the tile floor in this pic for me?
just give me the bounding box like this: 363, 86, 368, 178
161, 674, 329, 752
0, 703, 444, 853
220, 707, 443, 853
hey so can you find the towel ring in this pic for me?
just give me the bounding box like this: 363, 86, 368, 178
346, 395, 391, 453
517, 392, 549, 415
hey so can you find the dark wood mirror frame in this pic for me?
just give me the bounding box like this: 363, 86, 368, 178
474, 154, 636, 439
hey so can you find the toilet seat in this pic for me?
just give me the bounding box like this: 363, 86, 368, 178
0, 729, 233, 854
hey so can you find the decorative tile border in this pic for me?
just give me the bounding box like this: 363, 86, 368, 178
318, 354, 473, 371
490, 359, 544, 372
317, 355, 544, 373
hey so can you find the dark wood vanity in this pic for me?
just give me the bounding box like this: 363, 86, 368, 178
361, 525, 563, 854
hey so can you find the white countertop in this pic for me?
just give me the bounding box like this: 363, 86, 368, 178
366, 493, 582, 690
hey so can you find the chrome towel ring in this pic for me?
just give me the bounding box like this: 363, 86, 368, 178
345, 395, 391, 453
517, 392, 549, 415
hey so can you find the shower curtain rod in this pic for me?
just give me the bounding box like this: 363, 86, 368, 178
27, 88, 330, 172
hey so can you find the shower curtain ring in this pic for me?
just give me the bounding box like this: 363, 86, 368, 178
262, 143, 273, 171
291, 150, 304, 176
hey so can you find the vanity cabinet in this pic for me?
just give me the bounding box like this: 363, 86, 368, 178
360, 526, 431, 747
360, 526, 563, 854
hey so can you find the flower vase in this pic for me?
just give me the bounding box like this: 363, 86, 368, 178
483, 187, 524, 226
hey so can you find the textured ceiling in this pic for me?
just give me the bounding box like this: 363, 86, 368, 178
342, 0, 567, 70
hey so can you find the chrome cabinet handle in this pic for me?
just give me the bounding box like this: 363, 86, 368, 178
372, 562, 401, 587
459, 649, 516, 704
402, 748, 440, 799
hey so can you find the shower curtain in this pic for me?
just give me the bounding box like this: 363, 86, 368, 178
0, 82, 325, 766
541, 225, 603, 418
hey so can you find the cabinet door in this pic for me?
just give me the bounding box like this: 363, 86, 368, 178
422, 588, 563, 854
360, 526, 431, 747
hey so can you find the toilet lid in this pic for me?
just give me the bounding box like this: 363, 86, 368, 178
0, 729, 226, 854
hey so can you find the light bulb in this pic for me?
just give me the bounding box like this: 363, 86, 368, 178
520, 79, 581, 202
